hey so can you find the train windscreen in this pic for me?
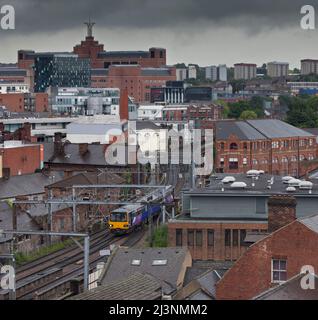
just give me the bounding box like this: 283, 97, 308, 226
110, 212, 127, 222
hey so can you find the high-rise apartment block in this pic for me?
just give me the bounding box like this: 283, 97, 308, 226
234, 63, 257, 80
301, 59, 318, 75
267, 61, 289, 77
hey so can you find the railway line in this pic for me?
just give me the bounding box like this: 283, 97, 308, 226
0, 172, 182, 300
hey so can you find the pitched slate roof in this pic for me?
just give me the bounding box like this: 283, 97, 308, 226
254, 273, 318, 300
247, 119, 314, 139
47, 171, 125, 189
0, 172, 63, 200
216, 119, 315, 141
70, 272, 162, 300
215, 121, 266, 141
101, 247, 190, 291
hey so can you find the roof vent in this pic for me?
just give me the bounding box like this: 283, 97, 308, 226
231, 182, 247, 189
288, 179, 301, 187
222, 176, 236, 184
282, 176, 294, 184
299, 181, 313, 190
246, 170, 260, 177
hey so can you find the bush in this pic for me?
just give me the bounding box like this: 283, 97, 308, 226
14, 239, 73, 266
151, 225, 168, 248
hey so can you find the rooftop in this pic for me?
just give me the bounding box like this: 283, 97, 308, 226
186, 173, 318, 197
216, 119, 314, 141
0, 172, 63, 200
101, 247, 190, 292
70, 272, 162, 300
254, 273, 318, 300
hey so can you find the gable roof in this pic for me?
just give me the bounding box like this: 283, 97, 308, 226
247, 119, 314, 139
69, 272, 162, 300
216, 119, 315, 141
216, 121, 266, 141
101, 247, 190, 291
47, 171, 125, 189
0, 172, 63, 200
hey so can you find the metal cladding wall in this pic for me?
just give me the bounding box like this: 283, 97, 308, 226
186, 194, 318, 220
189, 195, 267, 220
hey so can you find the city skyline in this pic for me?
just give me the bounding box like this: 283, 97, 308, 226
0, 0, 316, 68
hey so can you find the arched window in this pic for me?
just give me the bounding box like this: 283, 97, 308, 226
230, 143, 238, 150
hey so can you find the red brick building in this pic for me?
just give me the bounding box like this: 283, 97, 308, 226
168, 221, 267, 261
0, 92, 49, 113
0, 142, 43, 177
91, 65, 176, 103
215, 119, 317, 176
73, 22, 167, 69
216, 196, 318, 300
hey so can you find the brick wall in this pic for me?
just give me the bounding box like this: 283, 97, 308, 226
168, 221, 267, 261
215, 220, 318, 299
0, 144, 42, 176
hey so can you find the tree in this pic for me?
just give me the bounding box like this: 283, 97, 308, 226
239, 110, 258, 120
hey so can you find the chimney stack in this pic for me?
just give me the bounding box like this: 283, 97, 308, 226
119, 88, 129, 121
268, 195, 297, 232
79, 143, 89, 156
54, 132, 64, 156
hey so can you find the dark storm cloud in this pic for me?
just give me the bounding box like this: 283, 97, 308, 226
5, 0, 308, 33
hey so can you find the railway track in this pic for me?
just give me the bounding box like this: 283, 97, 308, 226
16, 228, 108, 281
0, 227, 118, 300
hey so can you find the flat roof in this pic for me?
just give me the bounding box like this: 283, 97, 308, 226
185, 173, 318, 197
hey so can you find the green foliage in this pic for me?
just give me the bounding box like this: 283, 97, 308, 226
239, 110, 258, 120
151, 225, 168, 248
227, 96, 265, 119
14, 239, 73, 266
229, 79, 246, 94
284, 95, 318, 128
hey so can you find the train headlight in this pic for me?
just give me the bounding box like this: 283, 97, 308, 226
109, 224, 113, 227
124, 224, 129, 228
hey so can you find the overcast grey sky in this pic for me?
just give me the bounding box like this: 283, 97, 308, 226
0, 0, 316, 67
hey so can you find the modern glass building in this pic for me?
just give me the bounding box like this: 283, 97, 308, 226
34, 53, 91, 92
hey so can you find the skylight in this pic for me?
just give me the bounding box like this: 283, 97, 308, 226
131, 259, 141, 266
152, 259, 167, 266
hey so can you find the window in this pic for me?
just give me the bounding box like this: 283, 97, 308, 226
152, 259, 167, 266
196, 230, 203, 247
188, 230, 194, 246
225, 229, 231, 246
233, 230, 239, 246
131, 259, 141, 266
240, 230, 247, 246
272, 259, 287, 283
176, 229, 182, 246
207, 230, 214, 247
230, 143, 238, 150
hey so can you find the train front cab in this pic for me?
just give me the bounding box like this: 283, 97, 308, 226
108, 210, 130, 235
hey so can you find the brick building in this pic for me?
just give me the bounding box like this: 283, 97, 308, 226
91, 65, 176, 103
0, 141, 43, 177
216, 196, 318, 300
161, 103, 222, 125
168, 173, 318, 261
0, 92, 49, 113
215, 119, 317, 176
73, 22, 167, 68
